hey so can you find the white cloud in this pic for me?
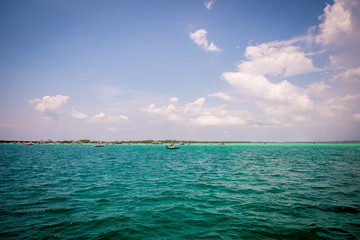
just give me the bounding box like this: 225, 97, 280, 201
141, 0, 360, 139
208, 92, 235, 101
192, 115, 246, 126
332, 67, 360, 83
318, 94, 360, 120
147, 97, 178, 116
145, 97, 248, 126
222, 72, 313, 111
106, 127, 119, 132
204, 0, 215, 10
169, 0, 360, 132
322, 94, 360, 111
28, 98, 41, 105
306, 81, 331, 97
29, 95, 69, 119
190, 29, 221, 52
71, 110, 88, 119
218, 0, 357, 128
316, 0, 352, 45
169, 97, 179, 103
71, 110, 128, 123
240, 43, 318, 77
317, 0, 360, 70
220, 30, 323, 127
89, 113, 128, 123
93, 112, 106, 119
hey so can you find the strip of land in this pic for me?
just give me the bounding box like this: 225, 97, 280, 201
1, 139, 359, 145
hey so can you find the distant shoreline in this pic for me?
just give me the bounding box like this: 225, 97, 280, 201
1, 140, 360, 145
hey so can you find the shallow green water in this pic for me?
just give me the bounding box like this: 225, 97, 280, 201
1, 143, 359, 239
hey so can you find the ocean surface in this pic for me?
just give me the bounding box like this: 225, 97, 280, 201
0, 143, 359, 239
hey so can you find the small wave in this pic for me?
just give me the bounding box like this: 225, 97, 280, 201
292, 203, 360, 214
2, 144, 360, 239
43, 208, 74, 214
325, 206, 359, 214
96, 198, 110, 203
44, 196, 69, 203
13, 207, 74, 216
244, 225, 358, 240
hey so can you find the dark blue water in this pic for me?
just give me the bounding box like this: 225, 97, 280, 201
0, 143, 359, 239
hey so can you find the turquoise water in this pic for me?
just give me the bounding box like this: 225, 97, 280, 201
0, 143, 360, 239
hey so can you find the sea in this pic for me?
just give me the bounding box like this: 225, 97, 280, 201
0, 143, 359, 239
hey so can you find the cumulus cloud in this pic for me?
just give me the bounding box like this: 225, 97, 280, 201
318, 94, 360, 122
90, 112, 128, 123
322, 94, 360, 112
239, 41, 319, 77
332, 67, 360, 83
221, 72, 317, 127
71, 110, 88, 119
317, 0, 360, 70
204, 0, 215, 10
223, 72, 313, 110
146, 0, 360, 134
316, 0, 352, 46
29, 95, 69, 119
306, 81, 331, 97
190, 29, 221, 52
221, 37, 317, 125
145, 97, 247, 126
71, 110, 128, 123
208, 92, 235, 101
218, 0, 360, 129
314, 0, 360, 124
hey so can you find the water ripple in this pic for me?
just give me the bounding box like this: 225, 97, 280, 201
1, 144, 359, 239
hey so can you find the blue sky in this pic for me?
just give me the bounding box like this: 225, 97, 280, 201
1, 0, 360, 141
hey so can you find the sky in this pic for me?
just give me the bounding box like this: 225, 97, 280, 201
1, 0, 360, 142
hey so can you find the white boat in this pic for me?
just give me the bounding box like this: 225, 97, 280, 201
166, 144, 180, 149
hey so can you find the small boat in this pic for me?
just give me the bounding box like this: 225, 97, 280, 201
166, 144, 180, 149
94, 144, 104, 147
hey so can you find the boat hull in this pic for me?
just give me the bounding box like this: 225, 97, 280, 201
166, 146, 180, 149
